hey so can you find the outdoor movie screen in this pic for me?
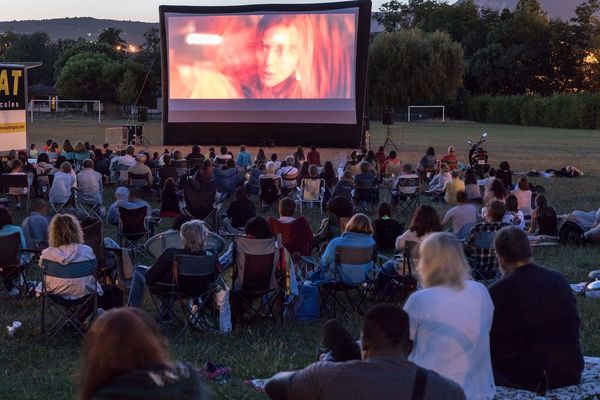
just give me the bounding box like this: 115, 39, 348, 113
164, 9, 359, 124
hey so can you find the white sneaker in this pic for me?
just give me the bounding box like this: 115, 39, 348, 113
8, 288, 20, 297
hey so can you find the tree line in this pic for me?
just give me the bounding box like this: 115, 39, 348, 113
0, 27, 160, 108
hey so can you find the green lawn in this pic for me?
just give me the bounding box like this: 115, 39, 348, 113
1, 118, 599, 399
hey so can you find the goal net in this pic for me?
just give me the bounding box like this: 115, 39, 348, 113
407, 105, 445, 122
29, 99, 102, 123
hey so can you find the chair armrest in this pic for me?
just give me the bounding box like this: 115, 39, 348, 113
21, 248, 42, 255
377, 253, 391, 263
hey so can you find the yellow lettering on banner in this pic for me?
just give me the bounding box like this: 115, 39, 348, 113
11, 70, 22, 96
0, 122, 26, 133
0, 70, 8, 95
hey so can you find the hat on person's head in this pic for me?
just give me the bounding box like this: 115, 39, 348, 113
115, 187, 130, 201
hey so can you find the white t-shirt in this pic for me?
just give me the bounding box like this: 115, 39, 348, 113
503, 210, 525, 230
404, 281, 496, 400
442, 204, 478, 234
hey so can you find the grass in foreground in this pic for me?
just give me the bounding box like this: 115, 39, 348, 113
1, 119, 599, 398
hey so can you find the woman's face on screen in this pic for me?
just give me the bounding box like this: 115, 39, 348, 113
256, 24, 301, 88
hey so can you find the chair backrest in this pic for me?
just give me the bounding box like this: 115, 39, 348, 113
355, 177, 377, 200
333, 181, 353, 198
334, 244, 376, 285
173, 253, 217, 297
402, 240, 419, 274
268, 216, 313, 258
233, 236, 279, 292
2, 173, 28, 189
118, 206, 148, 235
42, 259, 97, 279
183, 179, 216, 219
301, 178, 324, 201
214, 167, 239, 193
395, 177, 420, 196
81, 218, 105, 268
127, 172, 150, 188
259, 177, 280, 204
144, 230, 226, 258
171, 159, 188, 169
187, 158, 204, 168
0, 232, 20, 268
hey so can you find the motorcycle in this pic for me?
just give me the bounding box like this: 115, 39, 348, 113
467, 132, 490, 179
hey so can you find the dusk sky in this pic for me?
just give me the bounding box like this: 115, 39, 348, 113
2, 0, 398, 22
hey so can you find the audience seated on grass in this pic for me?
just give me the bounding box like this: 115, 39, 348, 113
313, 195, 355, 251
490, 227, 583, 392
427, 163, 451, 196
159, 178, 181, 218
267, 197, 313, 262
528, 195, 558, 236
21, 198, 50, 250
404, 232, 496, 400
418, 147, 437, 175
395, 205, 442, 254
443, 170, 465, 205
482, 179, 506, 220
383, 150, 402, 177
128, 219, 231, 333
310, 213, 375, 285
264, 304, 466, 400
127, 154, 153, 186
77, 308, 211, 400
332, 170, 354, 198
186, 145, 204, 161
344, 151, 360, 177
441, 191, 477, 239
440, 145, 458, 171
107, 187, 151, 226
495, 161, 513, 190
0, 207, 27, 296
223, 187, 256, 234
277, 156, 299, 193
463, 168, 482, 203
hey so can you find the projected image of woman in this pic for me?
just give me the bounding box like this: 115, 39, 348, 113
245, 14, 316, 99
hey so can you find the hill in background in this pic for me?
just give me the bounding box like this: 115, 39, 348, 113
454, 0, 593, 19
0, 17, 158, 45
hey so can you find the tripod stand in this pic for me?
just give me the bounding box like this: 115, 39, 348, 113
383, 126, 399, 151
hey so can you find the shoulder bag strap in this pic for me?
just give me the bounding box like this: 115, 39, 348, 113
411, 367, 428, 400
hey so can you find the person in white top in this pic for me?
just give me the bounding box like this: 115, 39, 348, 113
49, 161, 76, 206
442, 191, 478, 238
511, 178, 532, 217
503, 194, 525, 230
404, 232, 496, 400
427, 163, 452, 194
277, 156, 299, 191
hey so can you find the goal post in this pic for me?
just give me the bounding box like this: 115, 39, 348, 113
29, 99, 102, 124
407, 105, 445, 123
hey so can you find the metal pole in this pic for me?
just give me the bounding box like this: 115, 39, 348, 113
30, 100, 33, 123
98, 101, 101, 124
407, 106, 411, 122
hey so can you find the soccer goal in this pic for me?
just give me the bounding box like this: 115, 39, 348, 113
29, 99, 102, 124
407, 105, 445, 123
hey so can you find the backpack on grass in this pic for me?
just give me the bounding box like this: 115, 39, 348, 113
559, 221, 584, 245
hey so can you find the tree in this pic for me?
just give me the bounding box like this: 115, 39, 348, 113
117, 69, 138, 107
1, 32, 58, 85
55, 52, 118, 102
0, 31, 17, 61
368, 29, 464, 109
54, 40, 124, 82
97, 27, 127, 48
134, 27, 161, 107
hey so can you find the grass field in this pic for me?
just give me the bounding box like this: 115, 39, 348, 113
1, 117, 599, 399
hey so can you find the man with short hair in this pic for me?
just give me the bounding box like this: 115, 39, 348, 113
490, 226, 583, 391
442, 191, 477, 238
354, 161, 374, 184
21, 198, 50, 249
264, 304, 466, 400
464, 200, 508, 273
444, 170, 465, 205
77, 159, 104, 215
127, 154, 153, 186
119, 146, 137, 168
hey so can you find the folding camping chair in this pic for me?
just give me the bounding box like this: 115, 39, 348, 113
149, 253, 219, 335
231, 236, 286, 325
313, 244, 377, 319
374, 241, 418, 305
0, 232, 30, 297
127, 172, 151, 197
214, 167, 239, 201
172, 159, 188, 178
182, 178, 218, 230
353, 178, 379, 214
1, 174, 30, 212
390, 176, 420, 217
117, 206, 150, 259
35, 167, 53, 197
297, 178, 325, 214
258, 177, 281, 213
40, 259, 98, 340
144, 230, 226, 259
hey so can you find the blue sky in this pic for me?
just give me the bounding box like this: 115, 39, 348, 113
3, 0, 395, 22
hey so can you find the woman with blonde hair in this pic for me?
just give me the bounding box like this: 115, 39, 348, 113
74, 140, 91, 164
311, 213, 375, 285
77, 308, 210, 400
37, 214, 99, 299
403, 232, 495, 400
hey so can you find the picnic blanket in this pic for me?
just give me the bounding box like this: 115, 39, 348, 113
496, 356, 600, 399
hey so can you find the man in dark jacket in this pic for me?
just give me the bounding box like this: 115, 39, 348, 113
490, 226, 584, 392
